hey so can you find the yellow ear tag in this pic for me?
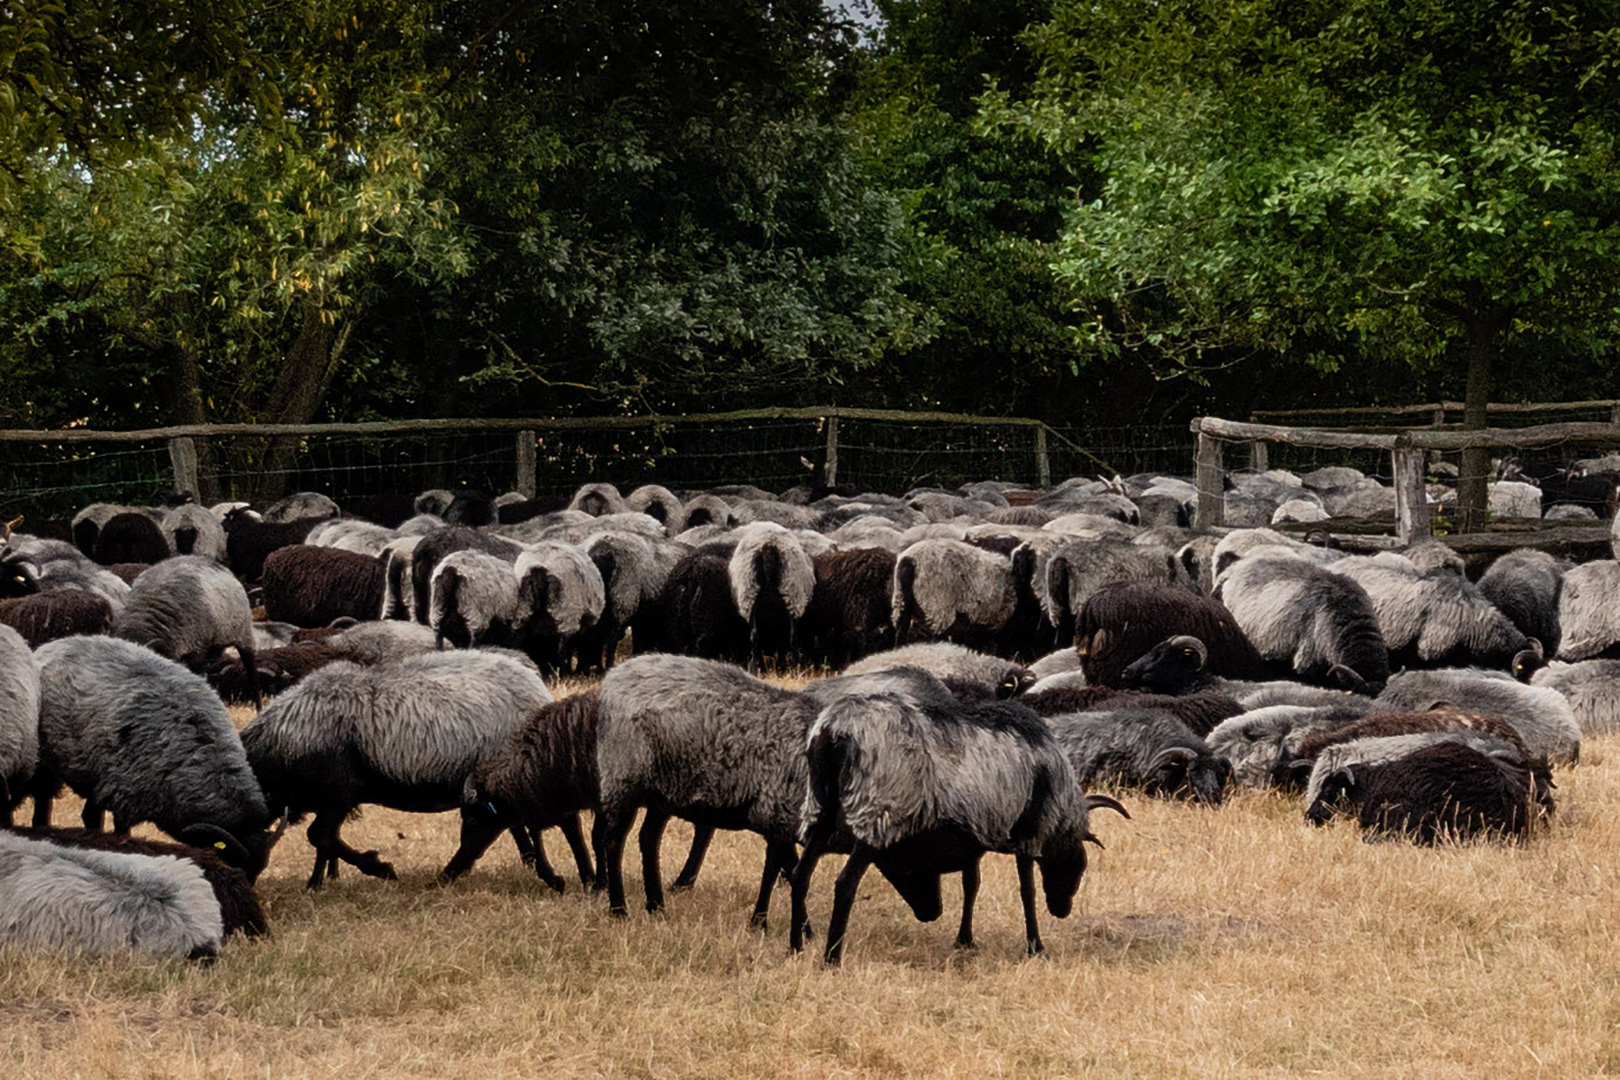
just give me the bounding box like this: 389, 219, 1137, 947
214, 842, 228, 850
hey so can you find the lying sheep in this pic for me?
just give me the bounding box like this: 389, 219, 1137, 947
1043, 709, 1230, 805
1556, 560, 1620, 661
1306, 739, 1546, 844
0, 624, 39, 823
1531, 660, 1620, 735
262, 545, 388, 629
0, 830, 226, 959
1303, 729, 1539, 826
794, 677, 1128, 962
241, 650, 552, 889
1206, 702, 1375, 789
31, 636, 282, 879
1213, 553, 1389, 693
1477, 550, 1565, 658
0, 537, 130, 611
1276, 707, 1531, 790
1075, 582, 1265, 688
1020, 686, 1242, 737
843, 642, 1034, 699
0, 590, 114, 647
1375, 668, 1581, 764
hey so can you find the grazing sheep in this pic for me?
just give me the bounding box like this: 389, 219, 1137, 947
209, 641, 351, 704
1375, 668, 1581, 764
160, 504, 227, 562
0, 590, 114, 647
1213, 553, 1389, 693
0, 624, 39, 824
648, 546, 749, 661
802, 547, 897, 667
223, 511, 328, 583
843, 642, 1034, 699
261, 545, 388, 629
680, 494, 735, 531
0, 830, 225, 959
570, 531, 674, 672
794, 679, 1129, 962
71, 503, 134, 558
891, 538, 1017, 652
1043, 709, 1230, 805
1041, 540, 1183, 650
1556, 560, 1620, 661
625, 485, 686, 535
241, 650, 552, 889
323, 619, 440, 664
31, 636, 281, 879
2, 536, 131, 610
1206, 702, 1375, 790
115, 556, 257, 688
568, 483, 627, 518
1477, 550, 1565, 658
1531, 661, 1620, 735
1305, 738, 1546, 843
1076, 582, 1265, 688
728, 523, 815, 669
91, 511, 170, 566
430, 549, 521, 649
1332, 555, 1542, 673
378, 535, 423, 620
407, 526, 525, 627
10, 826, 270, 940
262, 491, 339, 523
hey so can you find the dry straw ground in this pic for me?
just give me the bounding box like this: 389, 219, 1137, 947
5, 677, 1620, 1079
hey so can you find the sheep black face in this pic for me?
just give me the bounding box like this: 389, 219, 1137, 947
876, 863, 945, 922
1144, 746, 1229, 805
998, 667, 1037, 699
0, 559, 38, 599
1306, 767, 1357, 825
1036, 841, 1086, 919
179, 816, 288, 882
1512, 640, 1546, 683
1119, 635, 1209, 694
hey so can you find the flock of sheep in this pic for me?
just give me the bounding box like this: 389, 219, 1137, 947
0, 461, 1617, 965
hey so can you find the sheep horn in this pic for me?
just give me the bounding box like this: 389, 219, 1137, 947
178, 822, 252, 865
1147, 746, 1199, 773
1083, 793, 1131, 820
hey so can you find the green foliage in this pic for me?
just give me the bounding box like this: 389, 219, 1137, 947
987, 0, 1620, 380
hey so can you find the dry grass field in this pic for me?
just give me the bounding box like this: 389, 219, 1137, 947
5, 677, 1620, 1079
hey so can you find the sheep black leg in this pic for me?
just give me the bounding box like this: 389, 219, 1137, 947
589, 812, 609, 892
80, 801, 105, 832
955, 857, 982, 949
527, 829, 566, 893
1016, 854, 1045, 958
750, 839, 797, 930
241, 647, 263, 709
559, 813, 595, 891
791, 827, 833, 952
599, 804, 634, 915
671, 824, 714, 891
29, 787, 52, 829
825, 846, 874, 966
436, 810, 508, 884
638, 807, 671, 913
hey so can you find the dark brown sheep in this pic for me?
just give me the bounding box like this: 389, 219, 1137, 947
261, 545, 387, 628
803, 547, 896, 667
0, 590, 114, 647
1077, 581, 1266, 689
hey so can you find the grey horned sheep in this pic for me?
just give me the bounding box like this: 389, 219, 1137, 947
0, 623, 40, 823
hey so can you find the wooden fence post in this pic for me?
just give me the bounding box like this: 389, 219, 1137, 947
1249, 440, 1269, 472
822, 415, 840, 488
1194, 427, 1225, 530
1034, 425, 1050, 488
1392, 445, 1430, 544
515, 430, 537, 498
168, 436, 199, 499
1611, 401, 1620, 427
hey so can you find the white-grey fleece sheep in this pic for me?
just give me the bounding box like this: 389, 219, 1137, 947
794, 676, 1123, 962
1206, 702, 1376, 790
0, 831, 224, 959
326, 619, 441, 664
31, 636, 278, 877
1211, 528, 1339, 579
1302, 729, 1529, 824
891, 538, 1017, 644
160, 503, 227, 562
241, 650, 552, 889
0, 623, 40, 822
1333, 555, 1534, 671
514, 542, 606, 657
263, 491, 339, 523
114, 556, 255, 670
843, 642, 1034, 698
1212, 553, 1389, 693
1029, 647, 1083, 681
379, 534, 424, 620
1531, 660, 1620, 736
306, 519, 396, 558
568, 482, 627, 518
828, 516, 907, 552
1, 536, 130, 611
728, 523, 815, 622
1375, 668, 1580, 764
430, 549, 521, 648
1041, 539, 1183, 645
1556, 560, 1620, 661
625, 484, 686, 535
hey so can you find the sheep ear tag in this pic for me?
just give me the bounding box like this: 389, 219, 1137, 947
215, 841, 228, 851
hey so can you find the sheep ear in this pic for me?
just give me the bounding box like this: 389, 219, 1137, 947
178, 823, 251, 865
1084, 793, 1131, 821
144, 638, 173, 659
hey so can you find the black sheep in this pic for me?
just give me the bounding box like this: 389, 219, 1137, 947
1077, 580, 1266, 688
224, 511, 329, 582
1314, 741, 1545, 844
261, 545, 388, 628
651, 545, 748, 661
93, 511, 169, 566
1276, 707, 1533, 791
802, 547, 896, 667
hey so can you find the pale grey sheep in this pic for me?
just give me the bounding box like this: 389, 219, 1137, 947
728, 522, 816, 668
0, 831, 224, 960
1041, 512, 1138, 540
1042, 539, 1183, 648
514, 542, 606, 667
241, 649, 552, 889
1211, 528, 1338, 579
679, 494, 736, 532
379, 534, 424, 620
828, 515, 907, 552
843, 642, 1034, 699
114, 556, 257, 684
0, 623, 40, 823
263, 491, 339, 523
794, 679, 1125, 962
1401, 539, 1466, 577
1212, 553, 1389, 693
625, 484, 686, 535
1531, 660, 1620, 735
1043, 709, 1229, 805
31, 636, 281, 878
160, 503, 227, 562
891, 538, 1017, 651
395, 513, 446, 537
430, 549, 522, 648
568, 482, 627, 517
1375, 668, 1580, 764
1029, 647, 1082, 681
1488, 481, 1543, 520
1333, 555, 1538, 672
1556, 560, 1620, 661
0, 536, 130, 611
1206, 702, 1375, 790
325, 619, 440, 664
306, 519, 396, 558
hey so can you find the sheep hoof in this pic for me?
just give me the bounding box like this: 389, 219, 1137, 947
748, 912, 768, 931
541, 876, 565, 895
608, 905, 629, 919
1025, 942, 1048, 960
670, 877, 698, 893
954, 937, 977, 951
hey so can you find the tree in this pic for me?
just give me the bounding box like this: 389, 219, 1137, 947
989, 0, 1620, 529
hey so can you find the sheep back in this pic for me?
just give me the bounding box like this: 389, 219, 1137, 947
262, 545, 388, 629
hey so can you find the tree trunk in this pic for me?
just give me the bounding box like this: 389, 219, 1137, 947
1454, 307, 1509, 534
155, 339, 222, 504
242, 306, 352, 504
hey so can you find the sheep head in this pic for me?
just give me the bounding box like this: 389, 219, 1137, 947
1119, 635, 1208, 694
